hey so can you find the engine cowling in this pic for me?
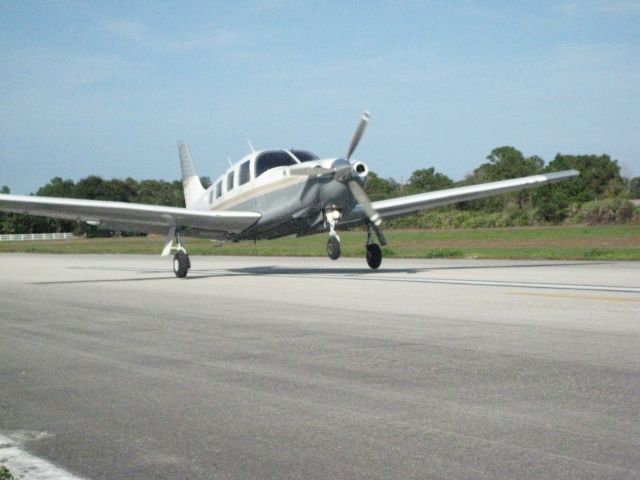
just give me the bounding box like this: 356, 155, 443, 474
352, 161, 368, 182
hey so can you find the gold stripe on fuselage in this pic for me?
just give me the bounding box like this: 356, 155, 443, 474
210, 176, 307, 212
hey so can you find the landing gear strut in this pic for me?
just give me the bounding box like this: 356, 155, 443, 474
365, 221, 386, 270
325, 210, 342, 260
163, 228, 191, 278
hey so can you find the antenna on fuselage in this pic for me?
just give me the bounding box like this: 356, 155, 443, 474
226, 157, 233, 167
247, 139, 255, 153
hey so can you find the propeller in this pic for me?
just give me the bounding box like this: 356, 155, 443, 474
344, 111, 382, 226
346, 111, 370, 160
290, 110, 382, 226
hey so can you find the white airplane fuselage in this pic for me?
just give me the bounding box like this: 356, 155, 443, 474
189, 150, 366, 241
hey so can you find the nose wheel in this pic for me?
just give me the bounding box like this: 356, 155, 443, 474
327, 236, 341, 260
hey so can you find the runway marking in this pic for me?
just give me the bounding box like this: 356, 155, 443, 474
306, 273, 640, 294
30, 264, 640, 295
0, 433, 87, 480
507, 291, 640, 303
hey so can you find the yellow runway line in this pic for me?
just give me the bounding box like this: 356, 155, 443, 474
507, 291, 640, 303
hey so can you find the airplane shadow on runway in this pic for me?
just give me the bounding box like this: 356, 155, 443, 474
31, 261, 603, 286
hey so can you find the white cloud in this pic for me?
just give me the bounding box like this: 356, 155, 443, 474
103, 20, 150, 43
103, 20, 239, 54
556, 0, 640, 15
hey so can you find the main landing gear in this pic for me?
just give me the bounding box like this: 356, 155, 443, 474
366, 243, 382, 269
163, 227, 191, 278
173, 249, 191, 278
324, 211, 387, 270
365, 221, 385, 269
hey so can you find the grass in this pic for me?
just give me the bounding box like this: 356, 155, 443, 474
0, 225, 638, 261
0, 463, 13, 480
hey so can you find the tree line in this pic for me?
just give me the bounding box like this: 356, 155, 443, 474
1, 146, 639, 235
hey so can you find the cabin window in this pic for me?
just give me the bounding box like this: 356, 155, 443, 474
209, 190, 214, 203
239, 161, 251, 185
291, 150, 319, 162
227, 171, 235, 191
215, 181, 222, 198
255, 151, 297, 178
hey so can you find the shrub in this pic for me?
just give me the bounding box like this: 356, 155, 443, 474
571, 199, 637, 225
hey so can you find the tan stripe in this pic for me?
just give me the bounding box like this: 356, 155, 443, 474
210, 176, 307, 211
507, 292, 640, 303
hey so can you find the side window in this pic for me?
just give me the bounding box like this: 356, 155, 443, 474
215, 181, 222, 198
227, 171, 235, 191
209, 190, 214, 204
239, 161, 251, 186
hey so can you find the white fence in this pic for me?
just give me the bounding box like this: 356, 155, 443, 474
0, 232, 77, 242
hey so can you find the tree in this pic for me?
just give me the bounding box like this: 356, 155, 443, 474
36, 178, 76, 232
461, 146, 544, 211
533, 154, 623, 222
200, 176, 212, 189
0, 185, 9, 234
404, 167, 453, 195
0, 186, 38, 234
629, 177, 640, 199
37, 177, 75, 197
135, 179, 184, 207
364, 172, 401, 201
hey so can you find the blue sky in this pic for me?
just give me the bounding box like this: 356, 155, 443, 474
1, 0, 639, 194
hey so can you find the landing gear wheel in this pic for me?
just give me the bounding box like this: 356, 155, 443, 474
366, 243, 382, 269
327, 236, 341, 260
173, 251, 190, 278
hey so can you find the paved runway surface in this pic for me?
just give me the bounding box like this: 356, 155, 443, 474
1, 254, 638, 479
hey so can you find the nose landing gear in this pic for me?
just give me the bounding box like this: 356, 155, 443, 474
325, 210, 342, 261
323, 211, 387, 269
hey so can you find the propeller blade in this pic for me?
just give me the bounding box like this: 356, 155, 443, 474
348, 180, 382, 226
346, 111, 370, 160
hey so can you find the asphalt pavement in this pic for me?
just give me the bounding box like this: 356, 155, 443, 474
1, 254, 638, 479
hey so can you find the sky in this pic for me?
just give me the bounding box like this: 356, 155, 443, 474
1, 0, 639, 194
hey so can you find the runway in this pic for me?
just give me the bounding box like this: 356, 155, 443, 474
1, 254, 638, 479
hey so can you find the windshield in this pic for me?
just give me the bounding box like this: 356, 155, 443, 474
255, 151, 297, 178
290, 150, 319, 162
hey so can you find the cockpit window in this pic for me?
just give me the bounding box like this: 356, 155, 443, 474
291, 150, 319, 162
255, 151, 297, 177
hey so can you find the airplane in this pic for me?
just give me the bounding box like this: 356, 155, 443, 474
0, 112, 579, 278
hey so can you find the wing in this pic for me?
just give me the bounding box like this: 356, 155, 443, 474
0, 194, 260, 237
343, 170, 579, 224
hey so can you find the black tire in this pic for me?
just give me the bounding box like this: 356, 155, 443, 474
173, 251, 190, 278
327, 236, 341, 260
366, 243, 382, 269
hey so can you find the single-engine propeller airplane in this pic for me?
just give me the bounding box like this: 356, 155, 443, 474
0, 112, 578, 277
